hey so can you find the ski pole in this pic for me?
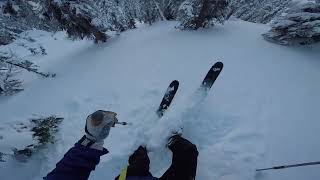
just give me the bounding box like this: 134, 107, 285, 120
256, 161, 320, 171
115, 121, 132, 126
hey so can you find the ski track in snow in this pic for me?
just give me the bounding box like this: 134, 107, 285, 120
0, 20, 320, 180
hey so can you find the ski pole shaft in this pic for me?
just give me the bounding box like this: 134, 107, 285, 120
256, 161, 320, 171
115, 121, 132, 126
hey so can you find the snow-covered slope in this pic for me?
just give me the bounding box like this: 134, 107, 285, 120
0, 20, 320, 180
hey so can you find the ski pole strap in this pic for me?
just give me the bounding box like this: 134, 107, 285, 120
78, 135, 95, 148
119, 166, 128, 180
256, 161, 320, 171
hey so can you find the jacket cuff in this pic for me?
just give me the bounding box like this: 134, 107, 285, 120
77, 135, 109, 154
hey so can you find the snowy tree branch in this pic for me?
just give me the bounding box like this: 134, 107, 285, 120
0, 55, 55, 78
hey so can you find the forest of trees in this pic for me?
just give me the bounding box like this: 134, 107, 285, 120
0, 0, 319, 95
2, 0, 319, 45
1, 0, 319, 43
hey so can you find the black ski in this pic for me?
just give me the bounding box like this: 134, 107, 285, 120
157, 80, 179, 117
200, 62, 223, 91
188, 61, 224, 108
156, 62, 222, 118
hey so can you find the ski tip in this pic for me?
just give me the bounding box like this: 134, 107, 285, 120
170, 80, 179, 86
210, 61, 223, 73
213, 61, 223, 68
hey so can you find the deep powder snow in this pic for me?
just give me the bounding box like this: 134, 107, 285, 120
0, 20, 320, 180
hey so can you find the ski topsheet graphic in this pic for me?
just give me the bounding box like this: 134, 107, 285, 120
201, 62, 223, 91
157, 80, 179, 117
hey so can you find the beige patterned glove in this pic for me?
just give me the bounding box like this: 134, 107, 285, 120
81, 110, 118, 150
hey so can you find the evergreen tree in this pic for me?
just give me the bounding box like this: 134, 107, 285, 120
159, 0, 185, 20
0, 60, 23, 96
91, 0, 130, 32
177, 0, 229, 30
0, 0, 58, 45
138, 0, 161, 25
228, 0, 294, 24
119, 0, 140, 28
44, 0, 107, 42
263, 2, 320, 45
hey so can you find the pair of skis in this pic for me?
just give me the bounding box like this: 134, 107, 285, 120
156, 62, 223, 118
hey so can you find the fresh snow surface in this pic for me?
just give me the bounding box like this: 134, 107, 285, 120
0, 20, 320, 180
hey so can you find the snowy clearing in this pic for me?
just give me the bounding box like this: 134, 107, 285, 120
0, 20, 320, 180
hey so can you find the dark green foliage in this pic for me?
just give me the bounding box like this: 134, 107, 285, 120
12, 116, 64, 162
178, 0, 229, 30
30, 116, 64, 145
0, 152, 6, 162
2, 1, 17, 15
45, 1, 107, 42
0, 61, 23, 96
138, 0, 161, 25
161, 0, 185, 20
0, 0, 59, 45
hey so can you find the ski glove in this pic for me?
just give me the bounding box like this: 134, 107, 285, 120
82, 110, 118, 150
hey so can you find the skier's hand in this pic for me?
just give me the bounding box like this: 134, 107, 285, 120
81, 110, 118, 150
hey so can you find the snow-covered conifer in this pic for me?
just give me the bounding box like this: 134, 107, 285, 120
0, 0, 58, 45
0, 61, 23, 96
160, 0, 185, 20
44, 0, 107, 42
263, 2, 320, 45
228, 0, 293, 24
90, 0, 130, 32
119, 0, 140, 28
177, 0, 229, 30
138, 0, 162, 25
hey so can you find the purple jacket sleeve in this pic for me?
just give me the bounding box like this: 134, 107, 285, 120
44, 139, 108, 180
